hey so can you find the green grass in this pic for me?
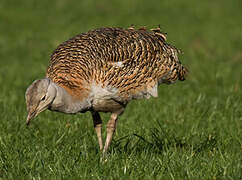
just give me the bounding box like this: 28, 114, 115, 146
0, 0, 241, 179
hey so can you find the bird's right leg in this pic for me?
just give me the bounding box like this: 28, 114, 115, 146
103, 108, 124, 154
91, 111, 103, 151
103, 113, 118, 154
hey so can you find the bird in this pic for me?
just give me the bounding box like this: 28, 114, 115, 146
25, 26, 188, 154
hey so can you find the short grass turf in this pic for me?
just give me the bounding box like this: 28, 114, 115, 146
0, 0, 241, 179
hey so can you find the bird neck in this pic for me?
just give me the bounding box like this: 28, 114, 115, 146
49, 81, 91, 113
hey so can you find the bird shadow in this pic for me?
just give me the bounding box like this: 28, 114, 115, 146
110, 125, 218, 156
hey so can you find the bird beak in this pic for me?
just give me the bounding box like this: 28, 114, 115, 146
26, 104, 49, 126
26, 111, 37, 126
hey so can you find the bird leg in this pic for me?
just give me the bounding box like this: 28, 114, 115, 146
91, 111, 103, 151
103, 109, 123, 154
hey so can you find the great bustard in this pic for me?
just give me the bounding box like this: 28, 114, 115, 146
25, 27, 187, 153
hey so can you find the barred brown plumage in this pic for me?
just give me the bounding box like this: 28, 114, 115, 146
25, 26, 188, 154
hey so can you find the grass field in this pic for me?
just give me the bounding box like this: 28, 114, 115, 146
0, 0, 241, 179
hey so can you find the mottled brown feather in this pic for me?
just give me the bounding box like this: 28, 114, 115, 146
46, 27, 187, 102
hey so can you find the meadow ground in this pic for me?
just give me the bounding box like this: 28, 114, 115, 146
0, 0, 241, 179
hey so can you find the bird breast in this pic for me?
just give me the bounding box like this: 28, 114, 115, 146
88, 82, 125, 112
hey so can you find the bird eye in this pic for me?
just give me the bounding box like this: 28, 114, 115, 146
41, 95, 46, 101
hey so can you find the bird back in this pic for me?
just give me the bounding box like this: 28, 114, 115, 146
46, 27, 187, 102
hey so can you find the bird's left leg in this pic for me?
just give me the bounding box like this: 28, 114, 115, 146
91, 111, 103, 151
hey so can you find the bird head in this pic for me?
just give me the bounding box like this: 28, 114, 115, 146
25, 78, 56, 125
